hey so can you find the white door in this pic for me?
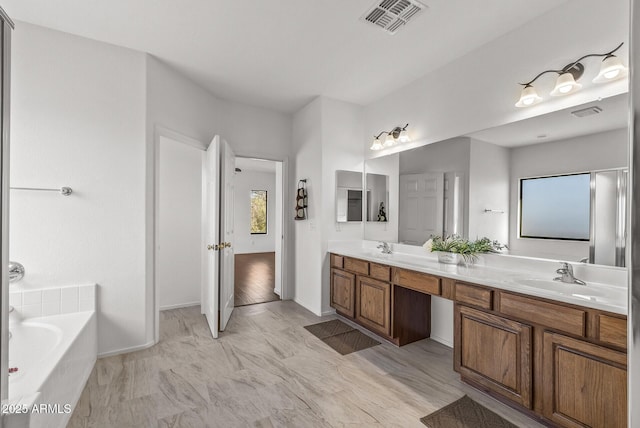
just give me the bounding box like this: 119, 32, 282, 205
219, 139, 235, 331
203, 136, 221, 338
399, 172, 444, 245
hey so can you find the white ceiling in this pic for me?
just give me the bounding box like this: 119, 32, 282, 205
467, 93, 629, 147
235, 157, 277, 173
2, 0, 569, 113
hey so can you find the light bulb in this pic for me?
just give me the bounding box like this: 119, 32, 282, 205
398, 129, 410, 143
384, 133, 395, 147
370, 137, 383, 151
593, 55, 628, 83
550, 72, 582, 97
515, 85, 542, 108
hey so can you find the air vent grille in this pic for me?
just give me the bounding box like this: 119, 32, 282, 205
361, 0, 427, 34
571, 106, 603, 118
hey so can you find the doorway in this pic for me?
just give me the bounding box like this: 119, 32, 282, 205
233, 157, 284, 306
157, 134, 204, 311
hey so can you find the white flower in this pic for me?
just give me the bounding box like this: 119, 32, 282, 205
423, 239, 433, 252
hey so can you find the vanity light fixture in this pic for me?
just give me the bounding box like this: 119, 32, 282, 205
370, 123, 410, 150
515, 42, 627, 107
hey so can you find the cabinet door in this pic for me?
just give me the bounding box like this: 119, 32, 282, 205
356, 276, 391, 336
454, 305, 532, 408
330, 269, 355, 317
542, 331, 627, 428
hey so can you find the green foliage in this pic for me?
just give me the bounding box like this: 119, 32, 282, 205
250, 190, 267, 234
424, 235, 507, 264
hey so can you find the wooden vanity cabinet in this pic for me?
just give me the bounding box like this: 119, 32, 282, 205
542, 331, 627, 428
330, 252, 628, 428
330, 268, 355, 318
356, 276, 391, 336
454, 305, 533, 409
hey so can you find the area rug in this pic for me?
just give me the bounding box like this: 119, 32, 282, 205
304, 319, 380, 355
420, 395, 519, 428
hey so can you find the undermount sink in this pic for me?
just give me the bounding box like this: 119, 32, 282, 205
514, 278, 622, 301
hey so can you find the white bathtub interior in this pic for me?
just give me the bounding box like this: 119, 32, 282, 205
3, 284, 97, 428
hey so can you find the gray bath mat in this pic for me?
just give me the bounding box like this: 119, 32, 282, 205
420, 395, 519, 428
304, 319, 380, 355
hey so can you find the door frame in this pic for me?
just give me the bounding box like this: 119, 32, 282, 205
234, 155, 288, 301
151, 129, 292, 343
153, 126, 207, 344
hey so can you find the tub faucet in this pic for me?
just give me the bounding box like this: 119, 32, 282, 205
554, 262, 586, 285
377, 242, 392, 254
9, 261, 25, 283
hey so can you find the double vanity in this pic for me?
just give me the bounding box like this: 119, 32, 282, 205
329, 244, 627, 428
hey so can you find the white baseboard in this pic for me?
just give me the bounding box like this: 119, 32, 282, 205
430, 335, 453, 348
98, 339, 156, 358
321, 308, 336, 316
160, 301, 200, 311
293, 297, 322, 316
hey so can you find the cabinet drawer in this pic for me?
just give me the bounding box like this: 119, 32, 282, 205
369, 263, 391, 282
455, 283, 492, 310
598, 314, 627, 349
330, 254, 344, 269
343, 257, 369, 275
499, 292, 586, 337
393, 268, 441, 295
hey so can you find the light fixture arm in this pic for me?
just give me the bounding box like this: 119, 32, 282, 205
374, 123, 409, 139
519, 42, 624, 86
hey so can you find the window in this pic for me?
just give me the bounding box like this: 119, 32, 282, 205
519, 173, 590, 241
250, 190, 268, 234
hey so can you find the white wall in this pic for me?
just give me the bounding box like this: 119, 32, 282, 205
292, 98, 324, 315
146, 56, 293, 344
364, 0, 628, 160
10, 24, 293, 355
320, 98, 365, 314
509, 128, 628, 260
10, 22, 148, 355
157, 136, 202, 310
468, 139, 510, 244
233, 170, 276, 254
291, 97, 365, 315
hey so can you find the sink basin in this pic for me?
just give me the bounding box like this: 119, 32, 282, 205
514, 278, 624, 302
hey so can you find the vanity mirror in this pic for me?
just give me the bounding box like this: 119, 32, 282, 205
336, 170, 364, 222
364, 93, 629, 267
365, 173, 389, 222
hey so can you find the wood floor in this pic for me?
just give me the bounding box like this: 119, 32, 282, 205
234, 252, 280, 307
68, 301, 543, 428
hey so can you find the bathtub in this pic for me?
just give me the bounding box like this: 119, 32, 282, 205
3, 286, 97, 428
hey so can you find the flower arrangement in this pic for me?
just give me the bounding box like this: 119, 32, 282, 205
423, 235, 507, 265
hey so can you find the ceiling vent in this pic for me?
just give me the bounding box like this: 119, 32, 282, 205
571, 106, 603, 118
361, 0, 427, 35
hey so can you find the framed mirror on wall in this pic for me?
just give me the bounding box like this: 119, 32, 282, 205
364, 93, 629, 268
335, 170, 364, 223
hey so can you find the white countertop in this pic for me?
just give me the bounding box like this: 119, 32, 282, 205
329, 241, 628, 315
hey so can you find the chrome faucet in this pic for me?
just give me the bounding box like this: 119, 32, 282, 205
377, 241, 392, 254
9, 261, 25, 283
554, 262, 586, 285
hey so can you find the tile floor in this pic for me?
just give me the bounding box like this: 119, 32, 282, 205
68, 301, 543, 427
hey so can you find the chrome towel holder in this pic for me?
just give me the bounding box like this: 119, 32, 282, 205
10, 186, 73, 196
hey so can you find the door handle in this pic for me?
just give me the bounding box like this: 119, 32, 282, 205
224, 242, 232, 248
207, 244, 220, 251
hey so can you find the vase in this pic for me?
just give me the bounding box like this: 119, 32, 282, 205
436, 251, 463, 265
